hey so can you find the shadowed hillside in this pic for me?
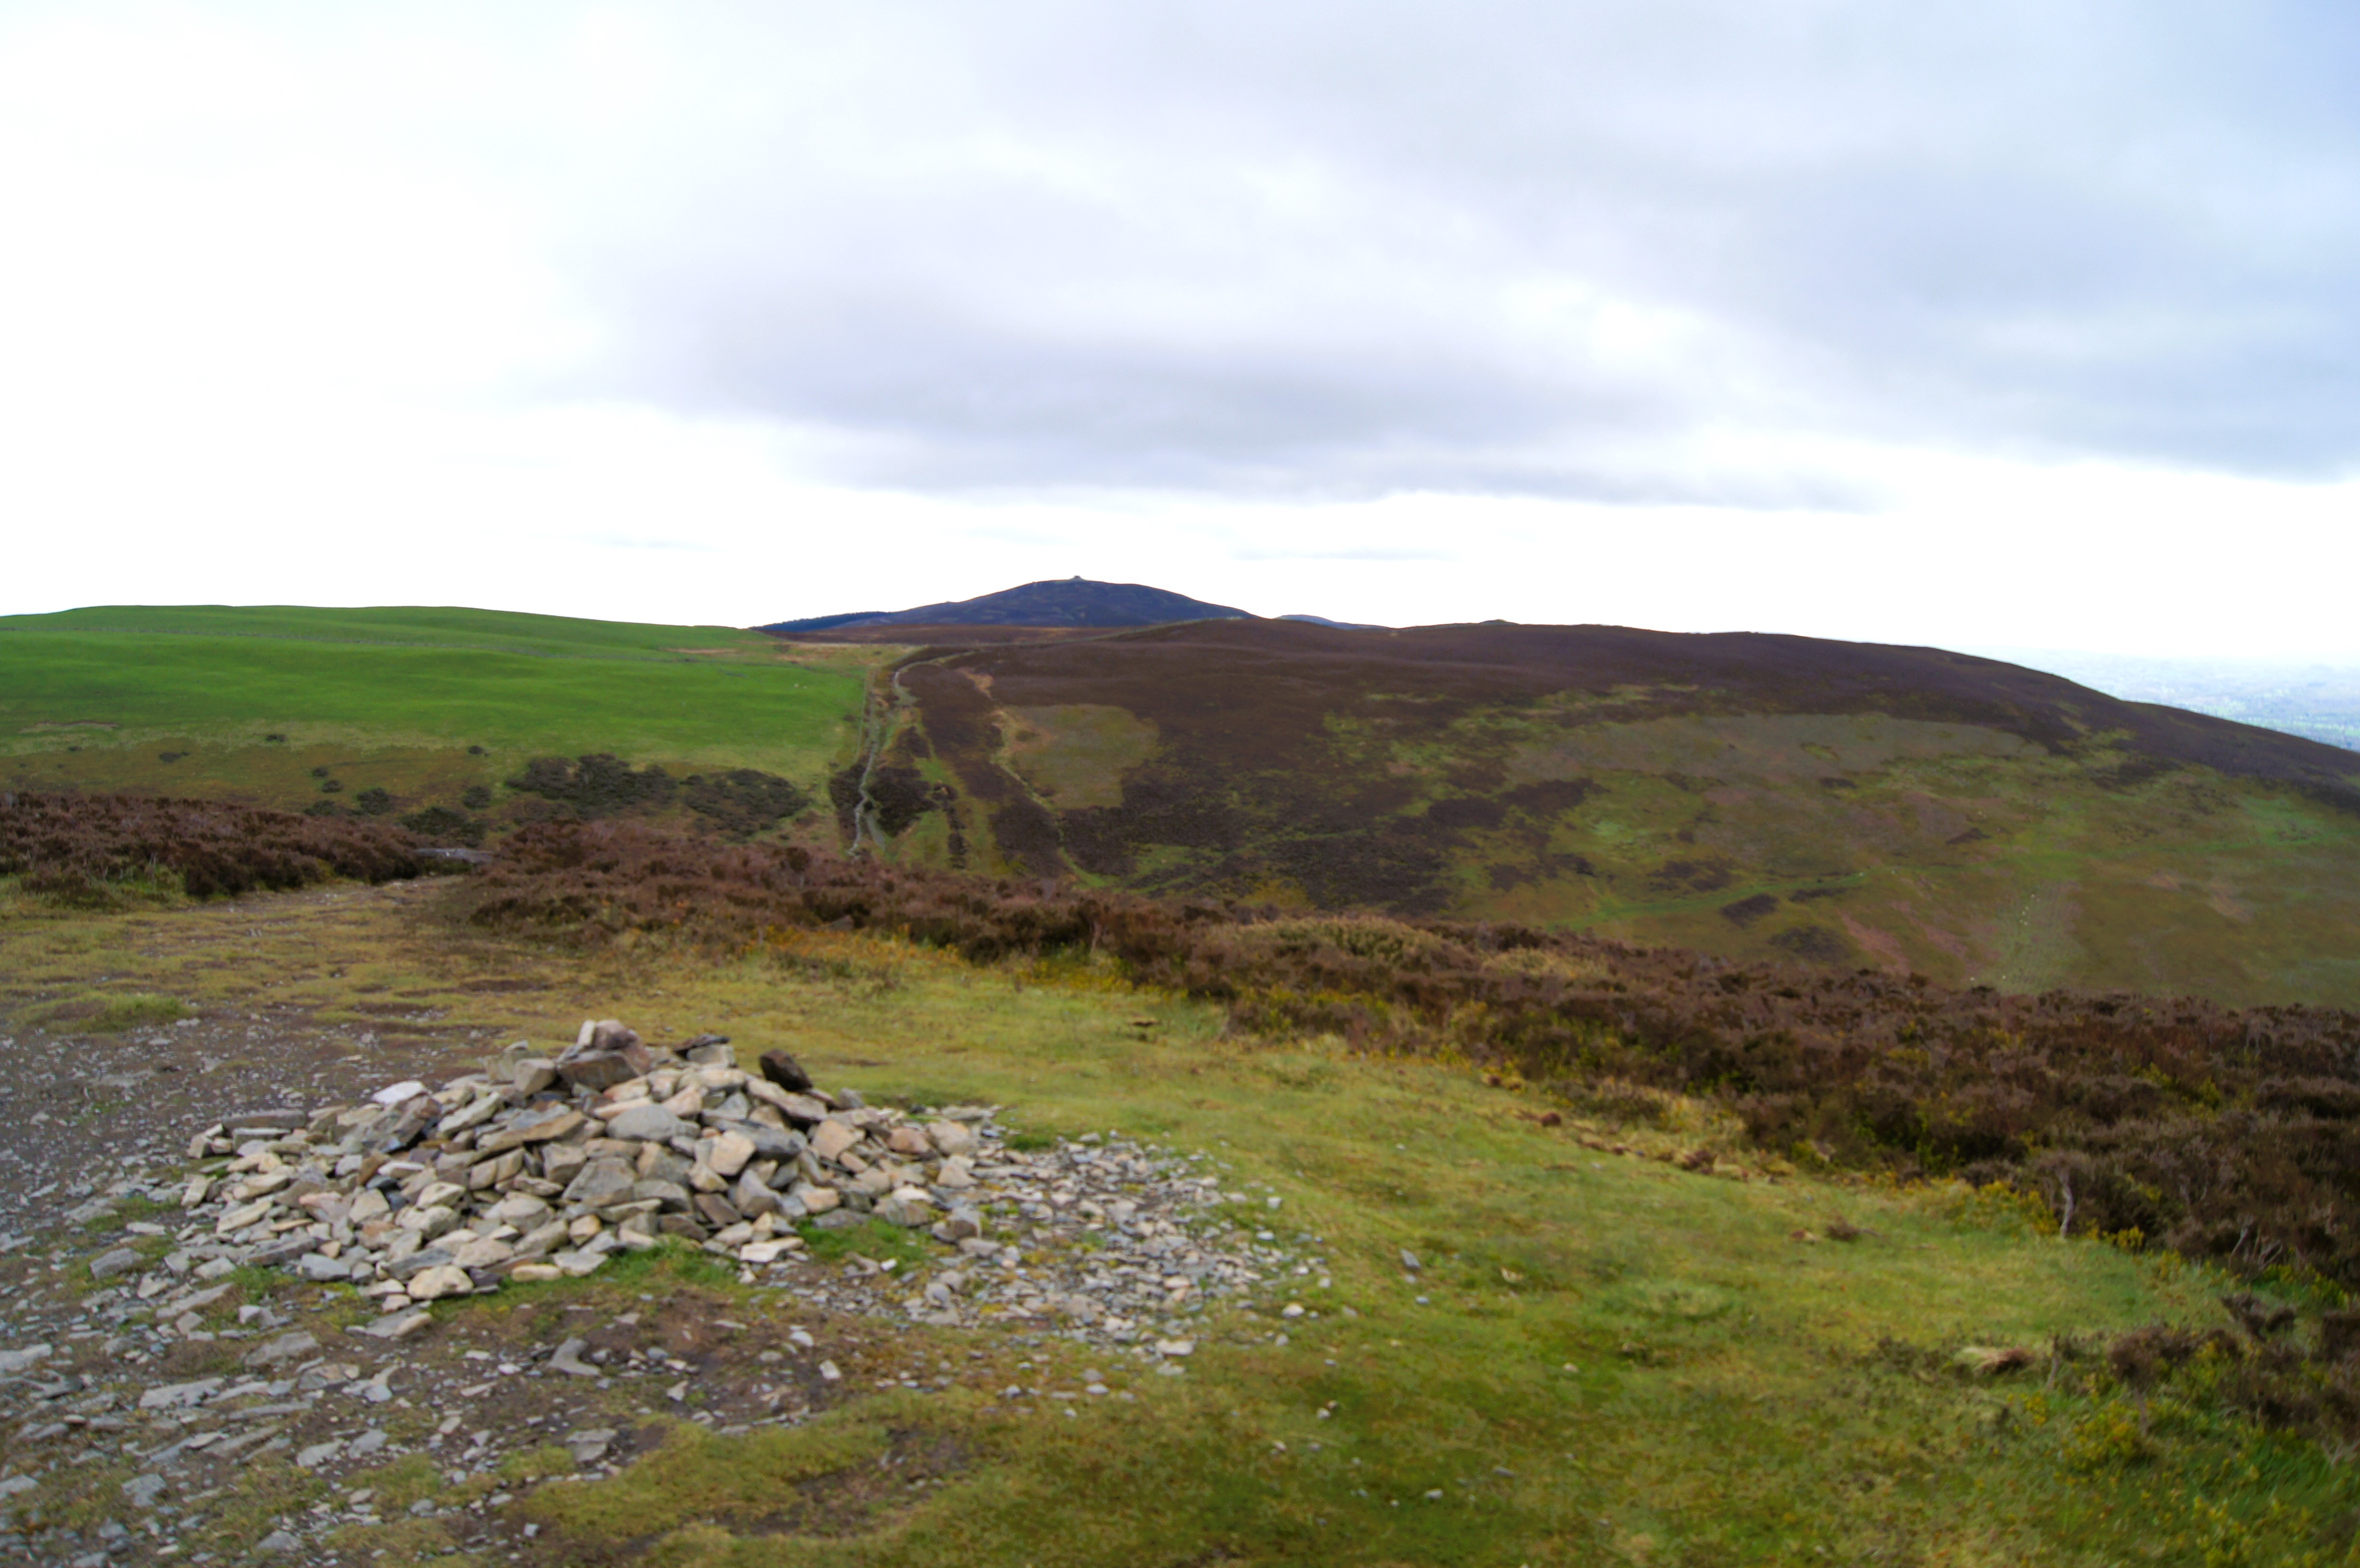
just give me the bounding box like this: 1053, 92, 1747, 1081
834, 619, 2360, 1006
761, 576, 1253, 633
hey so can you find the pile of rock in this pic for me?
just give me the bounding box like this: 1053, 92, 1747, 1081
173, 1022, 1002, 1319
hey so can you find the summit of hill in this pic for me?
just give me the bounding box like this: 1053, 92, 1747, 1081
758, 577, 1254, 634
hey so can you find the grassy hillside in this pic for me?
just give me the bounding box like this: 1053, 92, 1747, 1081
0, 605, 882, 831
833, 620, 2360, 1009
2, 882, 2354, 1563
13, 603, 787, 658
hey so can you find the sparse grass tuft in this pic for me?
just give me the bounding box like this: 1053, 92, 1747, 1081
793, 1216, 937, 1269
23, 990, 190, 1034
596, 1237, 741, 1292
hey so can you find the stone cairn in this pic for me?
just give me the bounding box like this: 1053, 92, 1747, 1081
179, 1022, 997, 1328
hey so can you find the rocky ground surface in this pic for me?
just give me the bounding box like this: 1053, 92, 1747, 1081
0, 1013, 1325, 1566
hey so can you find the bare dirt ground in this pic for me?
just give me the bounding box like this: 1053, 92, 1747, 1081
0, 884, 496, 1246
0, 881, 1272, 1567
0, 884, 906, 1565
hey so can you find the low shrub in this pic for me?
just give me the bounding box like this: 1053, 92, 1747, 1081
681, 768, 812, 837
506, 754, 676, 815
457, 821, 2360, 1290
0, 792, 430, 898
399, 806, 484, 846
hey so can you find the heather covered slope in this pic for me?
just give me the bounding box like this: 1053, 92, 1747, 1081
13, 602, 2358, 1007
848, 619, 2360, 1007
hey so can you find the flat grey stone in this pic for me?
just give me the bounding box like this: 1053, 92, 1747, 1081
247, 1235, 320, 1267
244, 1331, 319, 1369
384, 1247, 455, 1281
138, 1378, 223, 1410
350, 1310, 433, 1341
555, 1047, 644, 1092
562, 1160, 636, 1208
630, 1178, 693, 1212
550, 1337, 600, 1378
565, 1427, 617, 1464
713, 1119, 805, 1160
87, 1247, 141, 1281
607, 1104, 695, 1143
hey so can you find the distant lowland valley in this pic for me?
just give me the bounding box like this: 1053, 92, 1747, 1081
4, 581, 2357, 1008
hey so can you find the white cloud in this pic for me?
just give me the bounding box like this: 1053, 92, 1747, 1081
0, 1, 2354, 661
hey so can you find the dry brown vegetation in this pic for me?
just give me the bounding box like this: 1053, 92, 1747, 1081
461, 820, 2360, 1293
885, 618, 2360, 900
0, 789, 430, 898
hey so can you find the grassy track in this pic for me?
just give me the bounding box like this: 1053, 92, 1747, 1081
0, 605, 882, 816
2, 884, 2349, 1564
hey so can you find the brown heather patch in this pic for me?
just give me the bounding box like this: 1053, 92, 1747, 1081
0, 789, 431, 898
463, 820, 2360, 1291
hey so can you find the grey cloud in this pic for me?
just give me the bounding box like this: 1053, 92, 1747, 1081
547, 0, 2360, 495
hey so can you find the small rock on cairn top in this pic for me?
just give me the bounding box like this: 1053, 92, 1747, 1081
759, 1049, 815, 1094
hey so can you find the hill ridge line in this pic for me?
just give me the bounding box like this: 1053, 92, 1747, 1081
0, 625, 755, 665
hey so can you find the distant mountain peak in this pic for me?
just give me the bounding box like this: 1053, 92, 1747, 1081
759, 578, 1256, 633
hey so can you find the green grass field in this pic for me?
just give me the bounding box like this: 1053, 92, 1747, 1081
0, 605, 885, 821
8, 603, 785, 658
2, 886, 2351, 1565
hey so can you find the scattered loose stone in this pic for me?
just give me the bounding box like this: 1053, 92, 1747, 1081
86, 1246, 141, 1281
567, 1427, 618, 1465
0, 1005, 1321, 1566
352, 1310, 434, 1341
550, 1337, 600, 1378
245, 1330, 319, 1369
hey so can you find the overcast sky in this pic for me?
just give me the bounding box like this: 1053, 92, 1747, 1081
4, 1, 2357, 658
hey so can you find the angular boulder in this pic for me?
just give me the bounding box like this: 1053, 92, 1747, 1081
759, 1049, 815, 1093
563, 1159, 637, 1209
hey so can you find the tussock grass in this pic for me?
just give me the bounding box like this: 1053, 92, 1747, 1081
22, 989, 190, 1033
